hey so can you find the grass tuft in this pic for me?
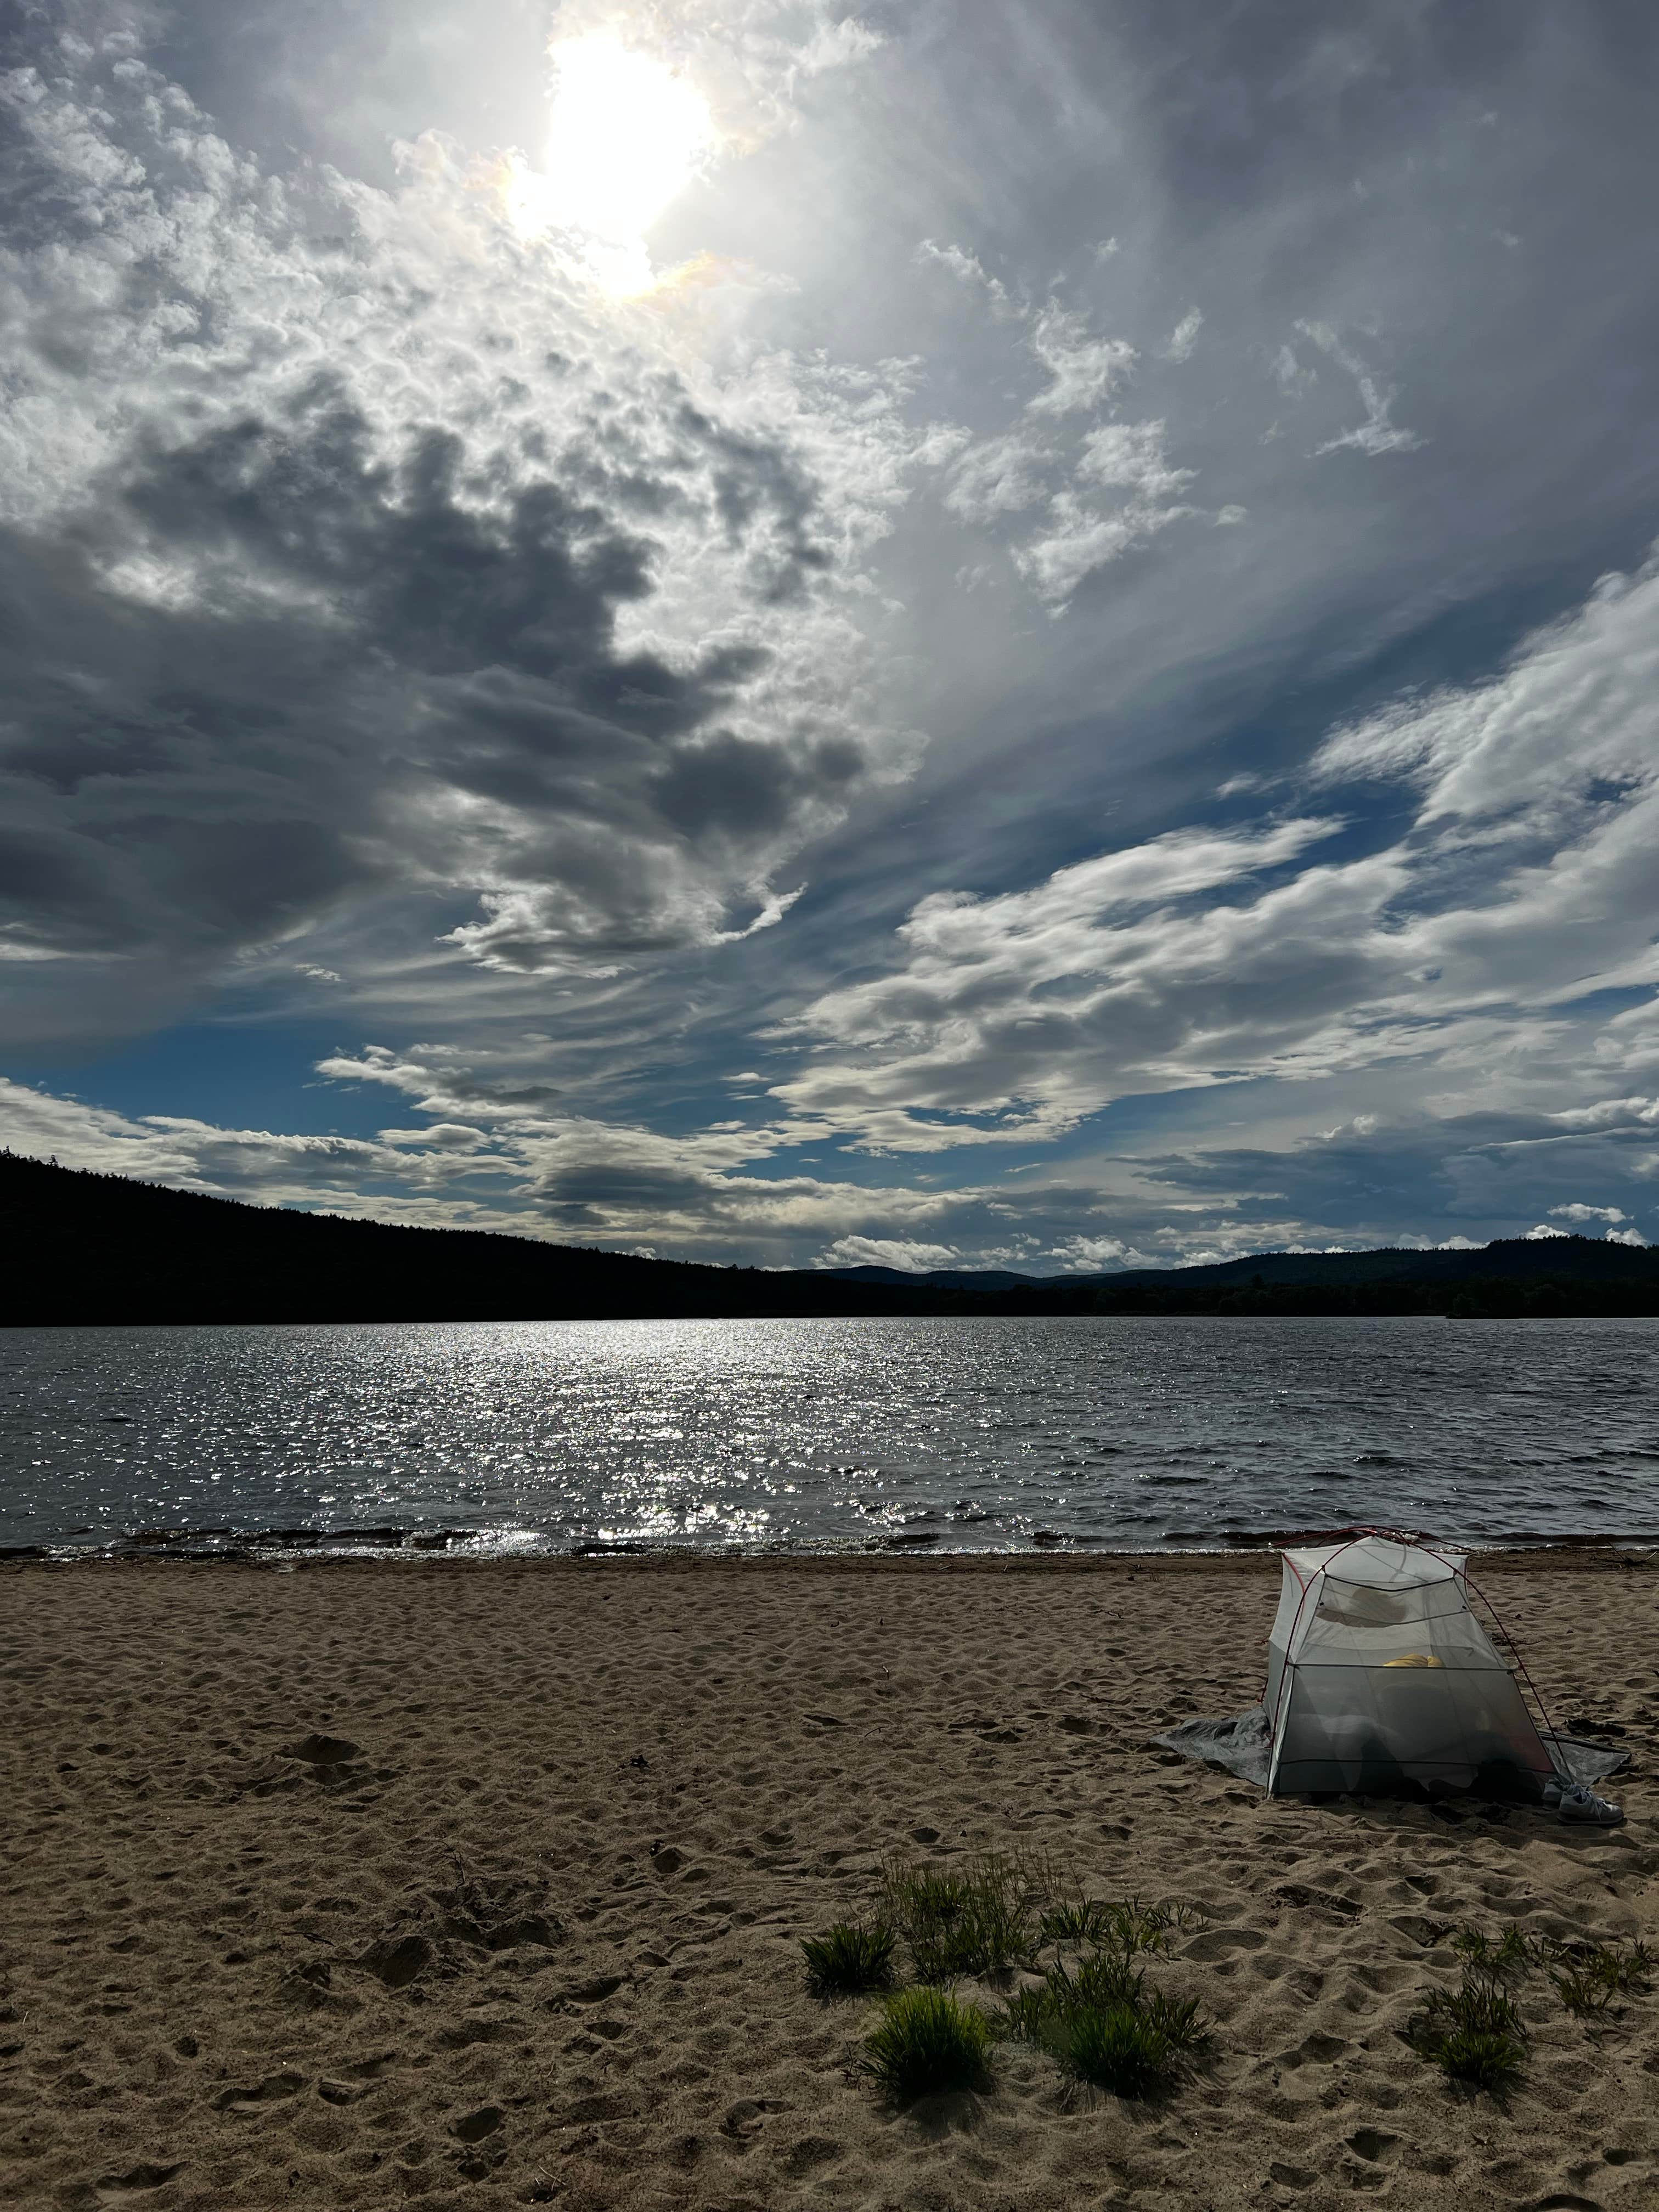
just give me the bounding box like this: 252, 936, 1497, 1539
1414, 1973, 1527, 2092
1444, 1922, 1652, 2024
1432, 2025, 1526, 2094
1051, 2001, 1179, 2096
1040, 1892, 1206, 1956
1040, 1895, 1121, 1949
863, 1986, 992, 2101
1451, 1923, 1533, 1980
994, 1983, 1052, 2044
801, 1920, 896, 1998
1141, 1986, 1210, 2054
855, 1867, 1216, 2104
880, 1852, 1041, 1983
994, 1927, 1210, 2099
1551, 1941, 1651, 2017
1050, 1950, 1146, 2012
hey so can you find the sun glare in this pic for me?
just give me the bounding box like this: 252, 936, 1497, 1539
510, 35, 715, 291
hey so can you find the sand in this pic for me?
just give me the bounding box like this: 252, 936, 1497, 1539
1, 1551, 1656, 2212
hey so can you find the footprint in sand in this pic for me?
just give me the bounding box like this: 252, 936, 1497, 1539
781, 2135, 843, 2177
1281, 2032, 1348, 2069
94, 2165, 182, 2202
721, 2097, 788, 2141
450, 2105, 504, 2144
361, 1935, 432, 1988
1346, 2130, 1400, 2165
565, 1974, 624, 2005
1181, 1927, 1266, 1961
281, 1733, 363, 1767
276, 1961, 335, 2009
214, 2070, 307, 2112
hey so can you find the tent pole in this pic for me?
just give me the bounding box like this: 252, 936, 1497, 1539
1455, 1561, 1564, 1762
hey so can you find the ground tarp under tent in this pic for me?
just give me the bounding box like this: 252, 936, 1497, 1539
1157, 1533, 1627, 1799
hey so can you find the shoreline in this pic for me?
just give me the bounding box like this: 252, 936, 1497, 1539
5, 1537, 1658, 1574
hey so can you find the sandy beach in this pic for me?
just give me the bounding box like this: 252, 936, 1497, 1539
2, 1551, 1655, 2211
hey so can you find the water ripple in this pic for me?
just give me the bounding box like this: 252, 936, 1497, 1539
1, 1314, 1656, 1554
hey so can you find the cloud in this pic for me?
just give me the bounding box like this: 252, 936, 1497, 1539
916, 238, 1016, 319
1548, 1201, 1628, 1224
1048, 1234, 1156, 1272
938, 302, 1202, 607
1025, 306, 1137, 417
819, 1235, 959, 1271
1291, 320, 1424, 457
769, 817, 1363, 1147
1012, 420, 1197, 602
1164, 308, 1202, 362
771, 539, 1659, 1156
0, 23, 936, 1042
1316, 551, 1659, 828
943, 432, 1052, 524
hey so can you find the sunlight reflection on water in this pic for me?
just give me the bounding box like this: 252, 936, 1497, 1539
2, 1315, 1657, 1553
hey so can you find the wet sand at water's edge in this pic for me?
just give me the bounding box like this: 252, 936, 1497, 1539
2, 1551, 1657, 2210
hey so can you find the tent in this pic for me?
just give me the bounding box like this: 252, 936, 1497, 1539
1265, 1534, 1556, 1797
1158, 1530, 1627, 1802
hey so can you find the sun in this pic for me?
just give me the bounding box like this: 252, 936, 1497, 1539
509, 35, 715, 291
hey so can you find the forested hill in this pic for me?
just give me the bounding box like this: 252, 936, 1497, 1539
3, 1150, 1657, 1323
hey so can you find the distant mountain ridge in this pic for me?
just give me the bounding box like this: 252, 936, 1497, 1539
831, 1238, 1659, 1290
2, 1150, 1656, 1323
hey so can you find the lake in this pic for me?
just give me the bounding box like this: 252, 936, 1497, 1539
2, 1314, 1656, 1555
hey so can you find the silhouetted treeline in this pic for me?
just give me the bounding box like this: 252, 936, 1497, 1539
3, 1151, 1657, 1324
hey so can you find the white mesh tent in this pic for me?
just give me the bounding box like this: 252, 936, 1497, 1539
1156, 1528, 1627, 1801
1263, 1534, 1555, 1797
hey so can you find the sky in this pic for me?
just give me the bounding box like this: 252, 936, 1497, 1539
3, 0, 1659, 1272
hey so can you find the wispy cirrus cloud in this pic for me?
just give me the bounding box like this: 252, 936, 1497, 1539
1292, 320, 1424, 458
771, 542, 1659, 1160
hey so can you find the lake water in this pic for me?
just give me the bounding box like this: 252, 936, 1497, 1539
2, 1315, 1656, 1555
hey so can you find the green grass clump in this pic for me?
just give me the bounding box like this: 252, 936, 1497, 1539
1443, 1922, 1652, 2025
1432, 2026, 1526, 2094
995, 1983, 1053, 2044
1414, 1974, 1527, 2092
995, 1931, 1210, 2099
1141, 1987, 1210, 2053
881, 1852, 1041, 1983
1040, 1895, 1123, 1949
1051, 2001, 1180, 2096
863, 1986, 992, 2101
1047, 1949, 1146, 2013
1551, 1940, 1652, 2018
801, 1920, 896, 1997
1040, 1889, 1205, 1956
1451, 1923, 1533, 1979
